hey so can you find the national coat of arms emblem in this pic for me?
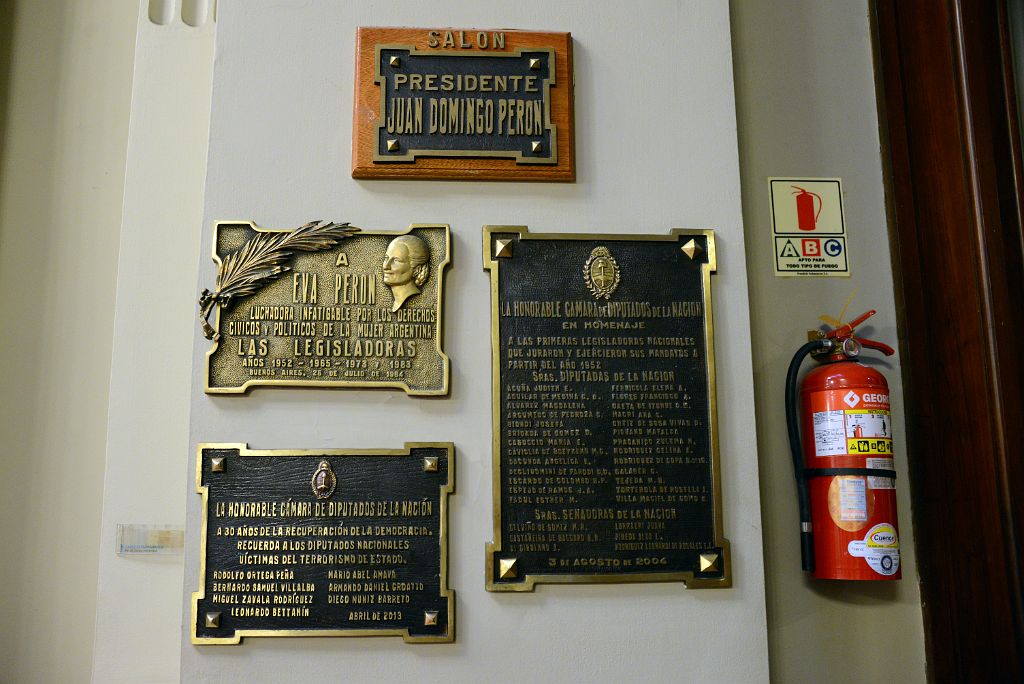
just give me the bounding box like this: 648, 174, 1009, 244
311, 460, 337, 500
583, 246, 621, 299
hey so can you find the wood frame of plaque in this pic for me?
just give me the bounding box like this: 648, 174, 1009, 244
351, 27, 575, 181
191, 442, 455, 644
199, 220, 451, 395
482, 226, 731, 591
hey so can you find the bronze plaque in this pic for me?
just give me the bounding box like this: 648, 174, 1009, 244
199, 221, 450, 395
352, 27, 575, 181
483, 226, 730, 590
191, 443, 454, 644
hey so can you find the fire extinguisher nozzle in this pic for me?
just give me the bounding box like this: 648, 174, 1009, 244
801, 531, 815, 573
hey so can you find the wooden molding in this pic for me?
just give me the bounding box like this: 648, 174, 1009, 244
874, 0, 1024, 679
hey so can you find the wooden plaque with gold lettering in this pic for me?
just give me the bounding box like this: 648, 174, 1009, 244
352, 27, 575, 181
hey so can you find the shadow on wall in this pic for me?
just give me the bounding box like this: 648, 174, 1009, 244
0, 1, 16, 192
0, 3, 75, 679
810, 576, 901, 605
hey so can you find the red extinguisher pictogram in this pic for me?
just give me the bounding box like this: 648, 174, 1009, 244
785, 310, 902, 580
792, 185, 823, 231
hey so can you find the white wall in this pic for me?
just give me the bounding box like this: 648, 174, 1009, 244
181, 1, 768, 682
90, 4, 214, 683
0, 2, 136, 682
731, 1, 926, 681
0, 2, 929, 682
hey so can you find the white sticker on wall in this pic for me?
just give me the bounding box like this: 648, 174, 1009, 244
769, 177, 850, 277
116, 524, 184, 556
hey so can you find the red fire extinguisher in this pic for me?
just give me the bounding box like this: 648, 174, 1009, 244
785, 310, 902, 580
792, 186, 823, 231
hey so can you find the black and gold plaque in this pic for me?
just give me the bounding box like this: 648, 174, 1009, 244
199, 221, 450, 395
352, 27, 575, 181
191, 443, 454, 644
483, 226, 730, 591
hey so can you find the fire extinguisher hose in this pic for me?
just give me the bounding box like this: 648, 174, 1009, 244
786, 339, 831, 572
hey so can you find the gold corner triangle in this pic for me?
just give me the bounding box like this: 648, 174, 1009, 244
681, 238, 703, 260
529, 58, 541, 70
386, 139, 399, 152
210, 457, 225, 472
699, 553, 719, 573
531, 140, 542, 153
204, 612, 221, 628
389, 55, 400, 67
498, 557, 518, 579
494, 239, 513, 259
423, 456, 439, 472
424, 610, 439, 626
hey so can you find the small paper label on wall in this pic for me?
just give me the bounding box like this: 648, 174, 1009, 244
769, 177, 850, 277
116, 524, 184, 555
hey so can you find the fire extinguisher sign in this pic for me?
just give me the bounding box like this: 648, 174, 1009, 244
768, 177, 849, 277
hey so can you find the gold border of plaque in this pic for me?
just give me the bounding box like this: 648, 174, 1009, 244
482, 226, 730, 590
190, 442, 455, 644
201, 221, 451, 395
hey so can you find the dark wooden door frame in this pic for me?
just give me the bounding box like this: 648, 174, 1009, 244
874, 1, 1024, 680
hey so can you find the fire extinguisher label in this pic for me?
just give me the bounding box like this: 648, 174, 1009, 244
813, 410, 847, 456
814, 404, 893, 458
848, 523, 900, 576
866, 458, 896, 489
846, 437, 894, 455
844, 409, 890, 437
838, 478, 868, 521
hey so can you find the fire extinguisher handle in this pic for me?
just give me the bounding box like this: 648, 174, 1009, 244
859, 337, 895, 356
825, 310, 874, 340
